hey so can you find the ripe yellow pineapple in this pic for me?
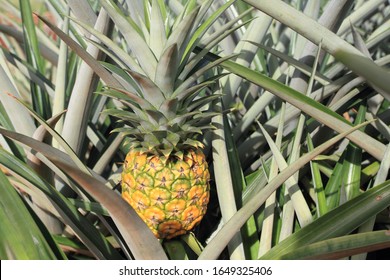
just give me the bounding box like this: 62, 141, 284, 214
94, 1, 233, 239
121, 148, 210, 239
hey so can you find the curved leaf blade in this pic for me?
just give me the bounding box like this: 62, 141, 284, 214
279, 230, 390, 260
198, 121, 373, 260
0, 132, 122, 259
50, 159, 168, 260
0, 170, 63, 260
261, 180, 390, 259
216, 55, 386, 161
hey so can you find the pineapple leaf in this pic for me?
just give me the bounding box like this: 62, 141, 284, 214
0, 140, 122, 259
141, 0, 151, 33
154, 43, 179, 97
2, 50, 55, 97
166, 131, 181, 147
49, 159, 168, 260
160, 149, 173, 161
123, 0, 145, 28
5, 95, 92, 174
100, 62, 140, 92
102, 109, 141, 125
83, 37, 132, 73
36, 14, 123, 89
100, 0, 158, 78
187, 113, 221, 127
173, 53, 237, 99
180, 73, 226, 103
139, 120, 158, 132
173, 150, 184, 160
144, 133, 161, 149
170, 0, 197, 35
175, 79, 222, 101
187, 94, 223, 112
110, 127, 143, 137
145, 109, 169, 126
149, 0, 167, 58
182, 19, 250, 81
126, 70, 165, 108
65, 15, 144, 73
0, 169, 64, 260
201, 50, 386, 161
100, 88, 152, 122
164, 5, 200, 60
182, 0, 236, 61
101, 87, 153, 110
199, 11, 252, 49
182, 138, 204, 148
169, 111, 203, 126
199, 121, 374, 260
159, 98, 179, 120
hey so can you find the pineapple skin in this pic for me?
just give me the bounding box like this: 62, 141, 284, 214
121, 148, 210, 239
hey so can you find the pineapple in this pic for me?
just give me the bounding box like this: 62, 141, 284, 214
121, 148, 210, 239
94, 0, 235, 239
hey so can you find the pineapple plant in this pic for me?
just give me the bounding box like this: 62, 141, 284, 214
84, 0, 238, 239
2, 0, 390, 261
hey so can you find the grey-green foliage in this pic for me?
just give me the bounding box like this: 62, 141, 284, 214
0, 0, 389, 260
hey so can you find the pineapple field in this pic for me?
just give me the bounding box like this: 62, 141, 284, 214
0, 0, 390, 260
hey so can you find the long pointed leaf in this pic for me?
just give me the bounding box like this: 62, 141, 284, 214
36, 14, 123, 89
66, 15, 143, 73
0, 127, 167, 259
49, 159, 168, 260
100, 0, 157, 78
149, 0, 167, 58
212, 54, 386, 161
261, 180, 390, 259
154, 43, 179, 96
0, 147, 122, 259
242, 0, 390, 101
279, 230, 390, 260
198, 121, 373, 259
0, 170, 64, 260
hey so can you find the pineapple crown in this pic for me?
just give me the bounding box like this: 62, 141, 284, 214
95, 0, 244, 158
